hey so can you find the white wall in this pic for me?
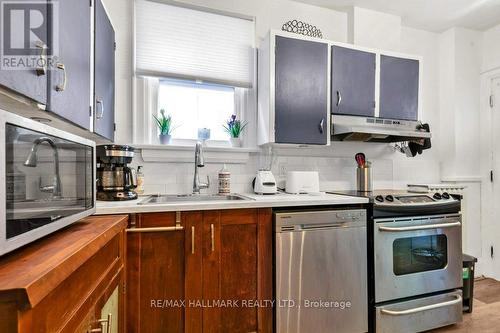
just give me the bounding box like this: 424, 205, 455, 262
482, 23, 500, 72
348, 7, 402, 51
103, 0, 442, 193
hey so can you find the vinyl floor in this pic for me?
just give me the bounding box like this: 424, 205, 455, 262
428, 278, 500, 333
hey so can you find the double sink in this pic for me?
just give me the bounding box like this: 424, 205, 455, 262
138, 193, 253, 205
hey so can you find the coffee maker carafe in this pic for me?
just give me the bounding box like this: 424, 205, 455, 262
96, 145, 138, 201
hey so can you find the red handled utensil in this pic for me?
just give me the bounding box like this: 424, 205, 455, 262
355, 153, 366, 167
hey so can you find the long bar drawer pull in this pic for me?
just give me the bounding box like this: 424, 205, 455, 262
211, 224, 215, 252
378, 221, 461, 232
191, 226, 195, 254
381, 294, 462, 316
126, 226, 184, 233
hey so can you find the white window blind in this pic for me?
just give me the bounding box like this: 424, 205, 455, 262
135, 0, 255, 88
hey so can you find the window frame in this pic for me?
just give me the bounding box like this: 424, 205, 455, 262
132, 1, 257, 149
133, 75, 252, 147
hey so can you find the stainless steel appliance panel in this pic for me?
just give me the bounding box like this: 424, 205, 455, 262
275, 210, 368, 333
376, 290, 463, 333
374, 214, 462, 303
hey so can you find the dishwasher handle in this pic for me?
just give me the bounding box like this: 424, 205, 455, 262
300, 222, 349, 230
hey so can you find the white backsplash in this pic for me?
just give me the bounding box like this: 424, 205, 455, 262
130, 148, 441, 195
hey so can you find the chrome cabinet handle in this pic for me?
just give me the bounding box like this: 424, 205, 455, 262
318, 118, 325, 134
381, 294, 462, 316
336, 90, 342, 107
55, 63, 67, 92
378, 221, 461, 232
191, 226, 195, 254
210, 224, 215, 252
96, 98, 104, 119
35, 41, 46, 76
89, 313, 112, 333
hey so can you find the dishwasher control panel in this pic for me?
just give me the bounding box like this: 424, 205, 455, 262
274, 209, 367, 232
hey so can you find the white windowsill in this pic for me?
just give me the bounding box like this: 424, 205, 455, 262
134, 144, 260, 164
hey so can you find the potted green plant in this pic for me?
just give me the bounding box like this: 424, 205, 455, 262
153, 109, 176, 144
223, 114, 248, 147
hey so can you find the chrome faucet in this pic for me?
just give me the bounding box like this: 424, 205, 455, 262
23, 137, 62, 197
193, 141, 209, 194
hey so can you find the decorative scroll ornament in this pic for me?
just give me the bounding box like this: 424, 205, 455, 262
281, 20, 323, 39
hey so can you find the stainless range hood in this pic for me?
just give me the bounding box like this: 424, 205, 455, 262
331, 115, 431, 143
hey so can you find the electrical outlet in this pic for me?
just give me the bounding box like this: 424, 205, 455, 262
279, 164, 287, 177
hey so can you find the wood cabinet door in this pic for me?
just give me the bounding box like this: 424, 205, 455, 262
274, 36, 328, 145
379, 55, 419, 121
46, 0, 91, 130
92, 269, 124, 333
127, 212, 203, 333
202, 209, 272, 333
331, 45, 376, 117
94, 0, 115, 141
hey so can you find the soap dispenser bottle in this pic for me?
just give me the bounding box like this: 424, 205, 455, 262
136, 166, 145, 194
218, 164, 231, 195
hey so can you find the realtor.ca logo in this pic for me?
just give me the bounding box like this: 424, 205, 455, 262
0, 0, 59, 70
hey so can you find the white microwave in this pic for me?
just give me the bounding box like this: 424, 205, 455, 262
0, 109, 96, 256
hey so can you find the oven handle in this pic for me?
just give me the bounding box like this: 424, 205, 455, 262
378, 221, 461, 232
380, 294, 462, 316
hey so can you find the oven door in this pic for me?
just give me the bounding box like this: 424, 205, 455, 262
374, 214, 462, 303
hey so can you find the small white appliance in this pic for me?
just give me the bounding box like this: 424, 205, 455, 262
285, 171, 320, 194
254, 170, 277, 195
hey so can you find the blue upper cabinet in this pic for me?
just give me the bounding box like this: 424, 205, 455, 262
46, 0, 91, 130
331, 45, 376, 117
0, 2, 49, 105
379, 55, 420, 121
94, 0, 115, 141
274, 36, 329, 145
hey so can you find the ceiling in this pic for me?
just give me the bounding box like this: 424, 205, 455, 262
294, 0, 500, 32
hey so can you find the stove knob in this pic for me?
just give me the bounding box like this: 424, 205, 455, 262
385, 195, 394, 202
442, 192, 450, 199
433, 192, 442, 200
375, 195, 384, 202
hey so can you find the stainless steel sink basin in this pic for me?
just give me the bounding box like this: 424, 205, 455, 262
138, 194, 253, 205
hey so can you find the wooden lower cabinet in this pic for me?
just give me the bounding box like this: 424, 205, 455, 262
127, 208, 273, 333
0, 215, 128, 333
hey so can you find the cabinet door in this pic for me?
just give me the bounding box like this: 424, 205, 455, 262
331, 45, 376, 117
275, 36, 328, 145
0, 2, 48, 105
94, 0, 115, 141
379, 55, 419, 121
127, 212, 202, 333
47, 0, 91, 129
203, 209, 272, 333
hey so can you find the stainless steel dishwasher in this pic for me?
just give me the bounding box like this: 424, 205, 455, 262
275, 209, 368, 333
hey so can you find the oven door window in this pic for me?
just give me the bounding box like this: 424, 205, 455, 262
6, 123, 94, 239
393, 235, 448, 276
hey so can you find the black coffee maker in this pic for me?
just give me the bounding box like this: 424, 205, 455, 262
96, 145, 138, 201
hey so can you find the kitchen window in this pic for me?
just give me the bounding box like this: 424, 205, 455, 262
157, 79, 236, 141
133, 0, 255, 145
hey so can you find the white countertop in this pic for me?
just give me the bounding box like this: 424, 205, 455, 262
95, 192, 368, 215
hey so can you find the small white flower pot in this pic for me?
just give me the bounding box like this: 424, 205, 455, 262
229, 137, 242, 147
159, 134, 172, 144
